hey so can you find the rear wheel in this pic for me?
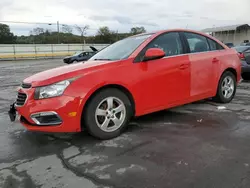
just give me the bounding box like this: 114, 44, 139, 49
242, 73, 250, 80
83, 88, 133, 140
213, 71, 236, 103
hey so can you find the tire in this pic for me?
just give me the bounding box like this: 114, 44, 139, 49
242, 73, 250, 81
83, 88, 133, 140
213, 71, 237, 103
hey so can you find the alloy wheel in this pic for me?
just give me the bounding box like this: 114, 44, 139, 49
222, 76, 235, 99
95, 97, 126, 132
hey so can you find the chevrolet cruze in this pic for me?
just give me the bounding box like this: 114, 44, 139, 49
9, 29, 241, 139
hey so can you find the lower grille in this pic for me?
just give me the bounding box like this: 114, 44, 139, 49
16, 92, 27, 106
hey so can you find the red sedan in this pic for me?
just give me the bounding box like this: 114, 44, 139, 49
9, 29, 241, 139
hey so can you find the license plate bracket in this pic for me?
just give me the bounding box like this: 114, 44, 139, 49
8, 103, 17, 122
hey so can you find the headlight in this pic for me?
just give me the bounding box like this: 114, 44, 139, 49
35, 80, 70, 99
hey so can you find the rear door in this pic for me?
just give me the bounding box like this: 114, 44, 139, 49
182, 32, 218, 98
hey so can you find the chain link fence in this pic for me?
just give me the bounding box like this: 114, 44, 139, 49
0, 43, 108, 60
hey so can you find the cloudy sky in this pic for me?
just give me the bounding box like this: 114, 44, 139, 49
0, 0, 249, 36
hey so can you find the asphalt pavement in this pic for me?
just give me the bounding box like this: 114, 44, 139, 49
1, 59, 250, 188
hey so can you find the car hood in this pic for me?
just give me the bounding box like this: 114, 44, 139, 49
24, 60, 115, 87
64, 56, 72, 59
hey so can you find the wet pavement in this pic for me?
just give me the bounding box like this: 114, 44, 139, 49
1, 59, 250, 188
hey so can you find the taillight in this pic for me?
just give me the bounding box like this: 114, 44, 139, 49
238, 52, 245, 60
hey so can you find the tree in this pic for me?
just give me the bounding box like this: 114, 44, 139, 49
32, 27, 45, 35
97, 26, 112, 36
130, 27, 146, 35
75, 24, 89, 43
95, 26, 116, 43
62, 25, 72, 34
0, 24, 16, 44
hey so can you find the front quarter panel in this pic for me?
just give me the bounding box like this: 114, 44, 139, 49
63, 58, 147, 117
63, 59, 136, 103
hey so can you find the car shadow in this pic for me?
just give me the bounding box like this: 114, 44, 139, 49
5, 99, 238, 163
241, 80, 250, 83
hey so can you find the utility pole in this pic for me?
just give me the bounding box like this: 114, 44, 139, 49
57, 21, 60, 44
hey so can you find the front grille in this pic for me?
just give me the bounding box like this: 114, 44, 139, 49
63, 58, 70, 64
21, 83, 32, 89
16, 92, 27, 106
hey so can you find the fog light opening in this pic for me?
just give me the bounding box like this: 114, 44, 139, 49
30, 111, 62, 126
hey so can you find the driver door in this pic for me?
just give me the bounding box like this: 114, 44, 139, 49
135, 32, 191, 112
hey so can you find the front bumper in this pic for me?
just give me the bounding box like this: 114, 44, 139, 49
241, 60, 250, 74
242, 66, 250, 74
63, 58, 71, 64
16, 88, 83, 133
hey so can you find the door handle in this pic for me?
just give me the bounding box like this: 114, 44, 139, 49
179, 64, 189, 70
212, 58, 219, 63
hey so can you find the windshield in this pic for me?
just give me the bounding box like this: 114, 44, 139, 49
73, 52, 83, 56
234, 46, 250, 53
226, 43, 234, 47
89, 34, 152, 61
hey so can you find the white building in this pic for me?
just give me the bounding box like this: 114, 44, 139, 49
202, 24, 250, 45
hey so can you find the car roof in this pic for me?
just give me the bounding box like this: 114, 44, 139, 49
141, 29, 227, 47
134, 29, 218, 39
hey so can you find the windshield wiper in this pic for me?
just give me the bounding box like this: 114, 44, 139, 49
93, 58, 112, 61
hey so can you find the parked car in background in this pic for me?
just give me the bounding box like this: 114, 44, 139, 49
234, 46, 250, 80
63, 46, 98, 64
225, 43, 234, 48
9, 29, 241, 140
240, 42, 250, 46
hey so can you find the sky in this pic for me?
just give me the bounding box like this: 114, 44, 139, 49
0, 0, 249, 36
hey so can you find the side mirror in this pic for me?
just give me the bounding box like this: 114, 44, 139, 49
143, 48, 165, 62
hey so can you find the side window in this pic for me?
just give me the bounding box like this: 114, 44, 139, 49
207, 38, 217, 51
184, 32, 209, 53
146, 32, 183, 57
216, 43, 225, 50
207, 38, 225, 51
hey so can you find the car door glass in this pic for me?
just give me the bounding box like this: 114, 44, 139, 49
146, 32, 183, 57
208, 38, 225, 51
184, 32, 209, 53
208, 38, 217, 51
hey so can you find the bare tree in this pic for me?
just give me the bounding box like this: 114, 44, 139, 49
75, 24, 89, 43
62, 25, 72, 34
32, 27, 45, 35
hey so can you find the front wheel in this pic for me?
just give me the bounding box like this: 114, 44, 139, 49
213, 71, 236, 103
83, 88, 133, 140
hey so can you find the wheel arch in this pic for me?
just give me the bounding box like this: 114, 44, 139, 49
217, 67, 237, 87
213, 67, 237, 103
223, 67, 237, 79
80, 84, 136, 128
